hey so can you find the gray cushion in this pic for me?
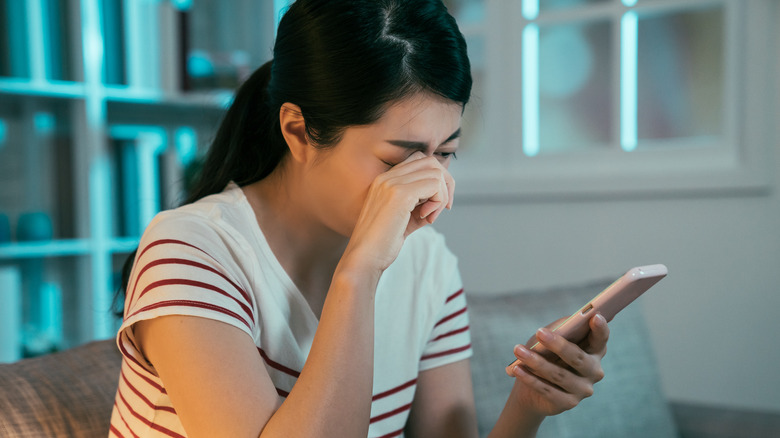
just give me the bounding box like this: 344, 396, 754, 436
467, 280, 679, 438
0, 340, 121, 438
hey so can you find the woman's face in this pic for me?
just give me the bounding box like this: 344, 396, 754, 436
301, 93, 463, 237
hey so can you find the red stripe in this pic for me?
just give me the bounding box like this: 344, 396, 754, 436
137, 278, 253, 325
276, 387, 290, 397
446, 288, 464, 303
372, 378, 417, 401
113, 400, 140, 438
108, 423, 126, 438
370, 402, 412, 424
431, 325, 469, 342
129, 239, 216, 305
127, 300, 252, 331
118, 387, 185, 438
120, 369, 176, 414
374, 429, 405, 438
434, 306, 467, 327
421, 343, 472, 361
117, 339, 167, 394
257, 347, 301, 378
135, 258, 252, 308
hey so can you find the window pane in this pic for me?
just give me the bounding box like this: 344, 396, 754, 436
637, 7, 724, 142
538, 20, 613, 154
540, 0, 610, 13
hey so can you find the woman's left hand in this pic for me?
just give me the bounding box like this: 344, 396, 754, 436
507, 314, 609, 417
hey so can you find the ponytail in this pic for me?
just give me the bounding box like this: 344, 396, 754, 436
184, 60, 286, 204
115, 61, 285, 313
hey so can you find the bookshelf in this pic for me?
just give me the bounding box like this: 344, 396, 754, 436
0, 0, 279, 361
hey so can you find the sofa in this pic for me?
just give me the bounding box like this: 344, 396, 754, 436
1, 280, 777, 437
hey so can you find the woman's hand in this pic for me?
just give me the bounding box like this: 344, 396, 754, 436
341, 151, 454, 274
507, 314, 610, 417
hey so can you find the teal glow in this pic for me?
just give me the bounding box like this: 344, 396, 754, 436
175, 126, 197, 166
0, 120, 7, 148
622, 0, 638, 6
27, 0, 47, 81
33, 112, 55, 134
522, 24, 540, 157
89, 155, 113, 339
621, 11, 638, 152
274, 0, 295, 32
170, 0, 193, 11
522, 0, 539, 20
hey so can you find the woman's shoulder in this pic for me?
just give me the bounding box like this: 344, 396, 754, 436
138, 184, 252, 253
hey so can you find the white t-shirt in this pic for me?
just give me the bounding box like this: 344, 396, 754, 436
109, 183, 472, 438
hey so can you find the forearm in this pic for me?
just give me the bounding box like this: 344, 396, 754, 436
261, 267, 380, 437
487, 383, 545, 438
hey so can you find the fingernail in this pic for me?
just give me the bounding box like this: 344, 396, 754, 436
595, 314, 607, 325
537, 327, 553, 342
515, 345, 531, 359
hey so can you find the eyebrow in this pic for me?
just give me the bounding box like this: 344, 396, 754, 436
385, 128, 461, 151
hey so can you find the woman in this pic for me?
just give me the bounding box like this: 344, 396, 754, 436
110, 1, 609, 437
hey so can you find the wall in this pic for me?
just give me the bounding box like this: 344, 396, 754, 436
435, 10, 780, 412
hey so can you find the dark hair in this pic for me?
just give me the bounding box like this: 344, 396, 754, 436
116, 0, 471, 312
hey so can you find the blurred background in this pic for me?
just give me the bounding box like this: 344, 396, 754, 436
0, 0, 777, 422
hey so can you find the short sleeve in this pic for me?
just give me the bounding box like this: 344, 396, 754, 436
419, 269, 473, 371
117, 211, 256, 365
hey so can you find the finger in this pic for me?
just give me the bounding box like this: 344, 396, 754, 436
512, 344, 597, 398
423, 172, 450, 223
443, 167, 455, 210
510, 364, 581, 412
535, 328, 603, 381
585, 314, 609, 357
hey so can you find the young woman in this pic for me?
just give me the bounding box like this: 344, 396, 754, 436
109, 1, 609, 437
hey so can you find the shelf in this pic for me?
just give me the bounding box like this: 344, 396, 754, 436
0, 78, 87, 100
104, 85, 233, 109
0, 237, 141, 260
0, 239, 91, 259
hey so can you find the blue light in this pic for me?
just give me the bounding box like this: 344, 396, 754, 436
274, 0, 295, 32
621, 11, 638, 152
522, 0, 539, 20
0, 120, 7, 149
523, 24, 540, 157
170, 0, 193, 11
33, 112, 56, 134
622, 0, 638, 6
175, 127, 197, 166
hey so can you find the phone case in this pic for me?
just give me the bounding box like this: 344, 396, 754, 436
507, 264, 667, 370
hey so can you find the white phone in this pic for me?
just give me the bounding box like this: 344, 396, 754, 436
507, 264, 668, 370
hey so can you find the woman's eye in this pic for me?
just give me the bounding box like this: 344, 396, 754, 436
436, 152, 458, 160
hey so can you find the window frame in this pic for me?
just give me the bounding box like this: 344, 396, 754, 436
451, 0, 773, 201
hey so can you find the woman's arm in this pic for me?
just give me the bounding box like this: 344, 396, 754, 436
404, 315, 609, 438
135, 268, 380, 438
135, 152, 454, 437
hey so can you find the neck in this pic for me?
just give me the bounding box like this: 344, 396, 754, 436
242, 168, 348, 317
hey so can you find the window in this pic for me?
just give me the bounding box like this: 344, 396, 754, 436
444, 0, 773, 199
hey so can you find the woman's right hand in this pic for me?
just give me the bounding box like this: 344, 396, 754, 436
340, 151, 455, 275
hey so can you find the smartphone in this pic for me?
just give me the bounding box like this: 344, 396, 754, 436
507, 264, 667, 370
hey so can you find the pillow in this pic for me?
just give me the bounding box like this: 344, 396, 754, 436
467, 280, 679, 438
0, 340, 121, 438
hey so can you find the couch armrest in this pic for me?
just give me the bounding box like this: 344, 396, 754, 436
0, 339, 121, 438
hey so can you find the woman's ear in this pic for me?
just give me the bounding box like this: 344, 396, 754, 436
279, 103, 312, 164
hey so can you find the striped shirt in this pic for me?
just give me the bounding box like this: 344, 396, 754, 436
109, 182, 472, 438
